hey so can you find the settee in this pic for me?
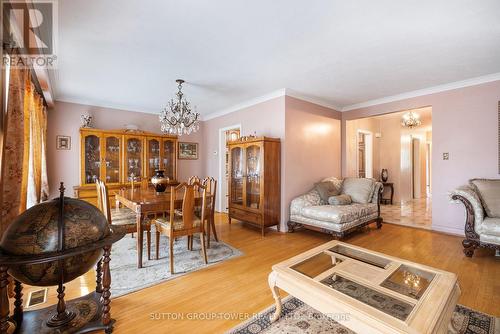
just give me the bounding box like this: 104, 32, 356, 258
451, 179, 500, 257
288, 177, 383, 239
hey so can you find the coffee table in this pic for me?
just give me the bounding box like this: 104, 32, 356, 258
268, 241, 461, 333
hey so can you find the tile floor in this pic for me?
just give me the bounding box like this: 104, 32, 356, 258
380, 197, 432, 229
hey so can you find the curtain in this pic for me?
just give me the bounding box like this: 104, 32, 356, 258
26, 83, 49, 207
0, 66, 48, 235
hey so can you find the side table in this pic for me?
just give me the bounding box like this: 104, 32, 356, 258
381, 182, 394, 205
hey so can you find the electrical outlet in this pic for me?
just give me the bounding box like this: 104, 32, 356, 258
443, 152, 449, 160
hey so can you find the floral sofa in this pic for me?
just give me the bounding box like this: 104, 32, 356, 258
288, 177, 383, 239
450, 179, 500, 257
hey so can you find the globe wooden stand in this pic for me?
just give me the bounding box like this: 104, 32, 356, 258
0, 231, 124, 334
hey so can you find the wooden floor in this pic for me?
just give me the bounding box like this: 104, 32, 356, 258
21, 214, 500, 333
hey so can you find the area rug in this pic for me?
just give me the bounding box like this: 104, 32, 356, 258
110, 233, 242, 298
226, 296, 500, 334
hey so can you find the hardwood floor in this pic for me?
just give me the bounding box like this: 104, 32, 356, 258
20, 213, 500, 333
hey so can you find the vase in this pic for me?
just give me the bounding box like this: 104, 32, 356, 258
381, 169, 389, 182
151, 170, 169, 193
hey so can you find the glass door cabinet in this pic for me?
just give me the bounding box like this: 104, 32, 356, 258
227, 137, 281, 236
76, 128, 178, 207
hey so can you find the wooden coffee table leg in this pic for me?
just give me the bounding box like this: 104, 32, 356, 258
268, 271, 282, 323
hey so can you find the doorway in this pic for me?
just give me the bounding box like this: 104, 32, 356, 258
345, 106, 432, 230
218, 125, 241, 213
357, 130, 373, 178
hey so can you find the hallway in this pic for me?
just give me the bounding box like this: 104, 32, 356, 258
380, 198, 432, 229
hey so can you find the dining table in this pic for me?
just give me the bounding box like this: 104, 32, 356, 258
114, 186, 212, 268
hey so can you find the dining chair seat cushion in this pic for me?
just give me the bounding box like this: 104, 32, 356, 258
111, 208, 150, 227
154, 216, 201, 231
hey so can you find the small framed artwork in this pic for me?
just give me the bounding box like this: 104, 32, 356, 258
178, 142, 199, 160
56, 135, 71, 150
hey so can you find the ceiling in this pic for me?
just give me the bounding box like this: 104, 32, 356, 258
54, 0, 500, 117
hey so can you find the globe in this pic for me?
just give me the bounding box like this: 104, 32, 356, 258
0, 196, 110, 286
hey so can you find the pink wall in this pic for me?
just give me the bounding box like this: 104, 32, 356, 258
202, 95, 341, 230
284, 96, 342, 227
342, 80, 500, 235
202, 97, 286, 226
47, 101, 203, 199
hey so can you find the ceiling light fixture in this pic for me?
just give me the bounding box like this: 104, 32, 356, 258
159, 79, 200, 136
401, 111, 421, 129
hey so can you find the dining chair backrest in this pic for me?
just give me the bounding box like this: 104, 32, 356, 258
170, 182, 207, 231
95, 180, 103, 212
96, 180, 112, 224
188, 176, 201, 185
203, 177, 217, 216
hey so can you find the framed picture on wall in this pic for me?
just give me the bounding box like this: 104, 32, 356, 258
178, 142, 198, 160
56, 135, 71, 150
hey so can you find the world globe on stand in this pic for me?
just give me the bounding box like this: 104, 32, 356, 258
0, 197, 110, 286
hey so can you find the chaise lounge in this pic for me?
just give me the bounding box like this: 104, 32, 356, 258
288, 177, 383, 239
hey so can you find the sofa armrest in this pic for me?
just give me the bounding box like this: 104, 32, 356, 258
450, 185, 484, 237
290, 189, 323, 216
371, 182, 384, 204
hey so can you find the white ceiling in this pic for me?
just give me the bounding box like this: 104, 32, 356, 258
54, 0, 500, 117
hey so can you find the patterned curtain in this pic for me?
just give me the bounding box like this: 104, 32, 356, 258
0, 67, 49, 235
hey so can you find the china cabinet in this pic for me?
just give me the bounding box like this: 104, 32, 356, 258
74, 128, 178, 207
227, 137, 280, 235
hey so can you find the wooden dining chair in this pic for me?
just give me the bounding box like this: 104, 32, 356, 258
203, 177, 218, 247
96, 180, 152, 259
154, 182, 208, 274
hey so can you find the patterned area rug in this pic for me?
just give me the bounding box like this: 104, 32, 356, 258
227, 296, 500, 334
110, 233, 242, 298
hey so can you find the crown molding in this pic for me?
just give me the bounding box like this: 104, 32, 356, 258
202, 88, 341, 121
202, 89, 287, 121
284, 89, 341, 111
55, 97, 159, 115
341, 72, 500, 112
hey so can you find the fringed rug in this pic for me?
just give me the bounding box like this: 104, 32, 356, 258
110, 233, 242, 297
227, 296, 500, 334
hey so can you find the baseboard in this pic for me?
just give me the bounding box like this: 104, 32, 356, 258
431, 225, 464, 237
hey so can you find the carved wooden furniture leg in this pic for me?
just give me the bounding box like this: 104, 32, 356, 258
0, 266, 10, 334
96, 259, 103, 293
376, 218, 383, 229
462, 239, 477, 257
136, 212, 144, 268
13, 280, 23, 325
169, 237, 175, 274
146, 227, 151, 261
200, 232, 208, 264
210, 215, 219, 242
268, 272, 282, 323
155, 230, 160, 260
102, 245, 113, 333
206, 219, 211, 248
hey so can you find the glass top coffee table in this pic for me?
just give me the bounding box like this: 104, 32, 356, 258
268, 241, 461, 333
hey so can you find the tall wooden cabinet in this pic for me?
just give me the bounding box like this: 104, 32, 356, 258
227, 137, 281, 235
74, 128, 178, 207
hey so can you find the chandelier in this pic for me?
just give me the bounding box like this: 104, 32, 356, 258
159, 79, 200, 135
401, 111, 421, 129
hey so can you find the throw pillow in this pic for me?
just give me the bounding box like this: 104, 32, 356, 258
341, 177, 375, 204
469, 179, 500, 218
328, 194, 352, 205
314, 181, 341, 203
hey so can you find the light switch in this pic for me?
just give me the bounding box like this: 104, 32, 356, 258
443, 152, 449, 160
